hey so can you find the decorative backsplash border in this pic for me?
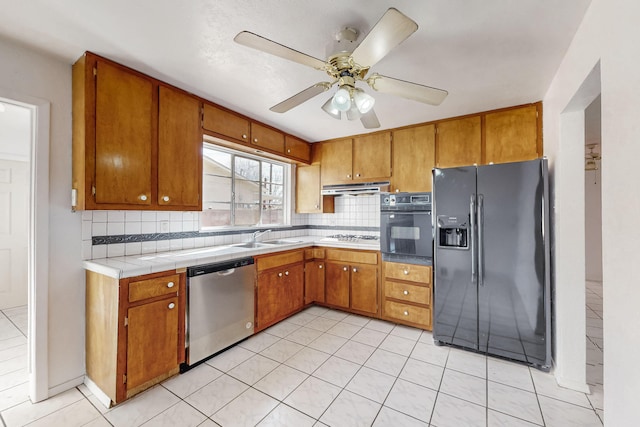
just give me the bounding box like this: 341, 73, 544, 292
91, 225, 379, 246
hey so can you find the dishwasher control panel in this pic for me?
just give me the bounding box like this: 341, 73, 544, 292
187, 257, 254, 277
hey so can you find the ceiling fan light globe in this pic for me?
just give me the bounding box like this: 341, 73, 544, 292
353, 90, 375, 114
321, 97, 341, 119
346, 100, 362, 121
332, 88, 351, 111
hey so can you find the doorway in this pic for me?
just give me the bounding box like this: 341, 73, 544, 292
0, 92, 50, 403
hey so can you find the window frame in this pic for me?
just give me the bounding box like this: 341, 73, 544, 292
201, 142, 291, 230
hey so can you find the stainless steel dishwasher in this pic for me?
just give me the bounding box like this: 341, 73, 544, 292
184, 257, 255, 369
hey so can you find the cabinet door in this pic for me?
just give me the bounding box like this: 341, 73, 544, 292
202, 103, 250, 143
158, 86, 202, 209
95, 60, 153, 205
304, 260, 325, 304
350, 264, 378, 314
283, 263, 304, 314
484, 105, 540, 164
251, 122, 285, 153
435, 116, 481, 168
285, 135, 311, 162
352, 132, 391, 180
391, 125, 435, 192
325, 262, 350, 309
296, 165, 321, 213
126, 296, 179, 391
320, 138, 353, 185
256, 270, 283, 329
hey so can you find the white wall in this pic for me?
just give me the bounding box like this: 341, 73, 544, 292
0, 38, 85, 393
543, 0, 640, 424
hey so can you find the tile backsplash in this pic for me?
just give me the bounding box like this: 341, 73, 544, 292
81, 194, 380, 260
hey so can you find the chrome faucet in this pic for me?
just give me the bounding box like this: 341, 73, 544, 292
251, 229, 271, 243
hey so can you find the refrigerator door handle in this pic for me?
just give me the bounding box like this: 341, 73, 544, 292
478, 194, 485, 286
470, 194, 477, 284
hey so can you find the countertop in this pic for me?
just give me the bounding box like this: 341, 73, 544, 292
83, 235, 380, 279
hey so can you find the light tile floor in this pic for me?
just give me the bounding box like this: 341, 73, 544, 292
0, 299, 604, 427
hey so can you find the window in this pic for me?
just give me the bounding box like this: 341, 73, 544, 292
202, 144, 289, 228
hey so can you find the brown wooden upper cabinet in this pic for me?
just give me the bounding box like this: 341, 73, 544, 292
202, 103, 250, 144
250, 122, 285, 153
296, 164, 334, 214
435, 116, 482, 168
391, 124, 435, 192
484, 104, 541, 164
72, 52, 202, 210
320, 132, 391, 185
285, 135, 311, 162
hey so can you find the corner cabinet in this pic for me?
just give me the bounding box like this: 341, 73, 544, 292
72, 52, 202, 210
255, 250, 305, 332
324, 249, 380, 316
85, 269, 186, 405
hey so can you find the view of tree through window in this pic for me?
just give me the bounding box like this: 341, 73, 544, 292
202, 144, 287, 228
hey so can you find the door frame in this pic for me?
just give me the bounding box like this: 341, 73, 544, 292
0, 91, 50, 402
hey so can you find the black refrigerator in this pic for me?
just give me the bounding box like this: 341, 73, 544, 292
432, 158, 551, 370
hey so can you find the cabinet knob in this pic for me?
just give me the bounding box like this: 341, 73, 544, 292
347, 174, 351, 178
253, 138, 258, 143
403, 310, 409, 316
318, 264, 323, 269
162, 195, 170, 202
139, 194, 148, 201
285, 271, 289, 276
287, 149, 291, 153
355, 173, 361, 177
403, 270, 409, 275
315, 204, 319, 209
167, 282, 175, 288
168, 302, 175, 310
352, 268, 357, 273
403, 290, 409, 295
395, 189, 400, 193
241, 134, 247, 139
343, 266, 348, 271
278, 272, 283, 277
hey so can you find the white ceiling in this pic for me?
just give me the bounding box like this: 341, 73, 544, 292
0, 0, 591, 142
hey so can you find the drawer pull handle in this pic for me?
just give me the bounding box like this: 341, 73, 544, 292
167, 282, 175, 288
403, 310, 409, 316
403, 290, 409, 295
403, 270, 409, 275
168, 303, 175, 310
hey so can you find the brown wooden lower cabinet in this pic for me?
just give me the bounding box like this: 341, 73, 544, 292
85, 269, 185, 405
324, 248, 380, 316
304, 248, 326, 304
381, 262, 433, 330
255, 250, 305, 332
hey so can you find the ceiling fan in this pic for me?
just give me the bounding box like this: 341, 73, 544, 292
585, 144, 601, 171
234, 8, 448, 129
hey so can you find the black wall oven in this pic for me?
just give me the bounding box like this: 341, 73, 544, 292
380, 192, 433, 265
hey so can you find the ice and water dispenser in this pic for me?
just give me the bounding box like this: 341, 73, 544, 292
437, 215, 469, 249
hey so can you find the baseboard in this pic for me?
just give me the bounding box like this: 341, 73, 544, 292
556, 374, 591, 393
48, 374, 85, 397
84, 376, 112, 409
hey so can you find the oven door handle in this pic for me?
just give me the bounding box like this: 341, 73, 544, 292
470, 194, 477, 284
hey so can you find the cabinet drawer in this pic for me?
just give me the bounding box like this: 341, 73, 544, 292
384, 263, 431, 284
129, 274, 180, 302
325, 249, 378, 265
384, 301, 431, 328
202, 104, 250, 143
256, 250, 304, 271
384, 281, 430, 305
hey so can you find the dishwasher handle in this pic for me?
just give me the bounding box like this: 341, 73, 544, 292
216, 269, 235, 276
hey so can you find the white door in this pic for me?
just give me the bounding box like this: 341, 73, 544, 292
0, 159, 29, 309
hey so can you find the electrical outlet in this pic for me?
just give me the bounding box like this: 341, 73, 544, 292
160, 220, 170, 233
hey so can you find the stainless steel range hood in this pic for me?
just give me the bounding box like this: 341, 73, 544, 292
321, 181, 390, 196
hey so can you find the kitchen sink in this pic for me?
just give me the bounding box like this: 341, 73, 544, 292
263, 239, 303, 245
232, 242, 275, 249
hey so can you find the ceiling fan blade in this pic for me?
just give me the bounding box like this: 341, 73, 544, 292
351, 8, 418, 68
270, 82, 333, 113
367, 73, 448, 106
360, 109, 381, 129
234, 31, 326, 70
